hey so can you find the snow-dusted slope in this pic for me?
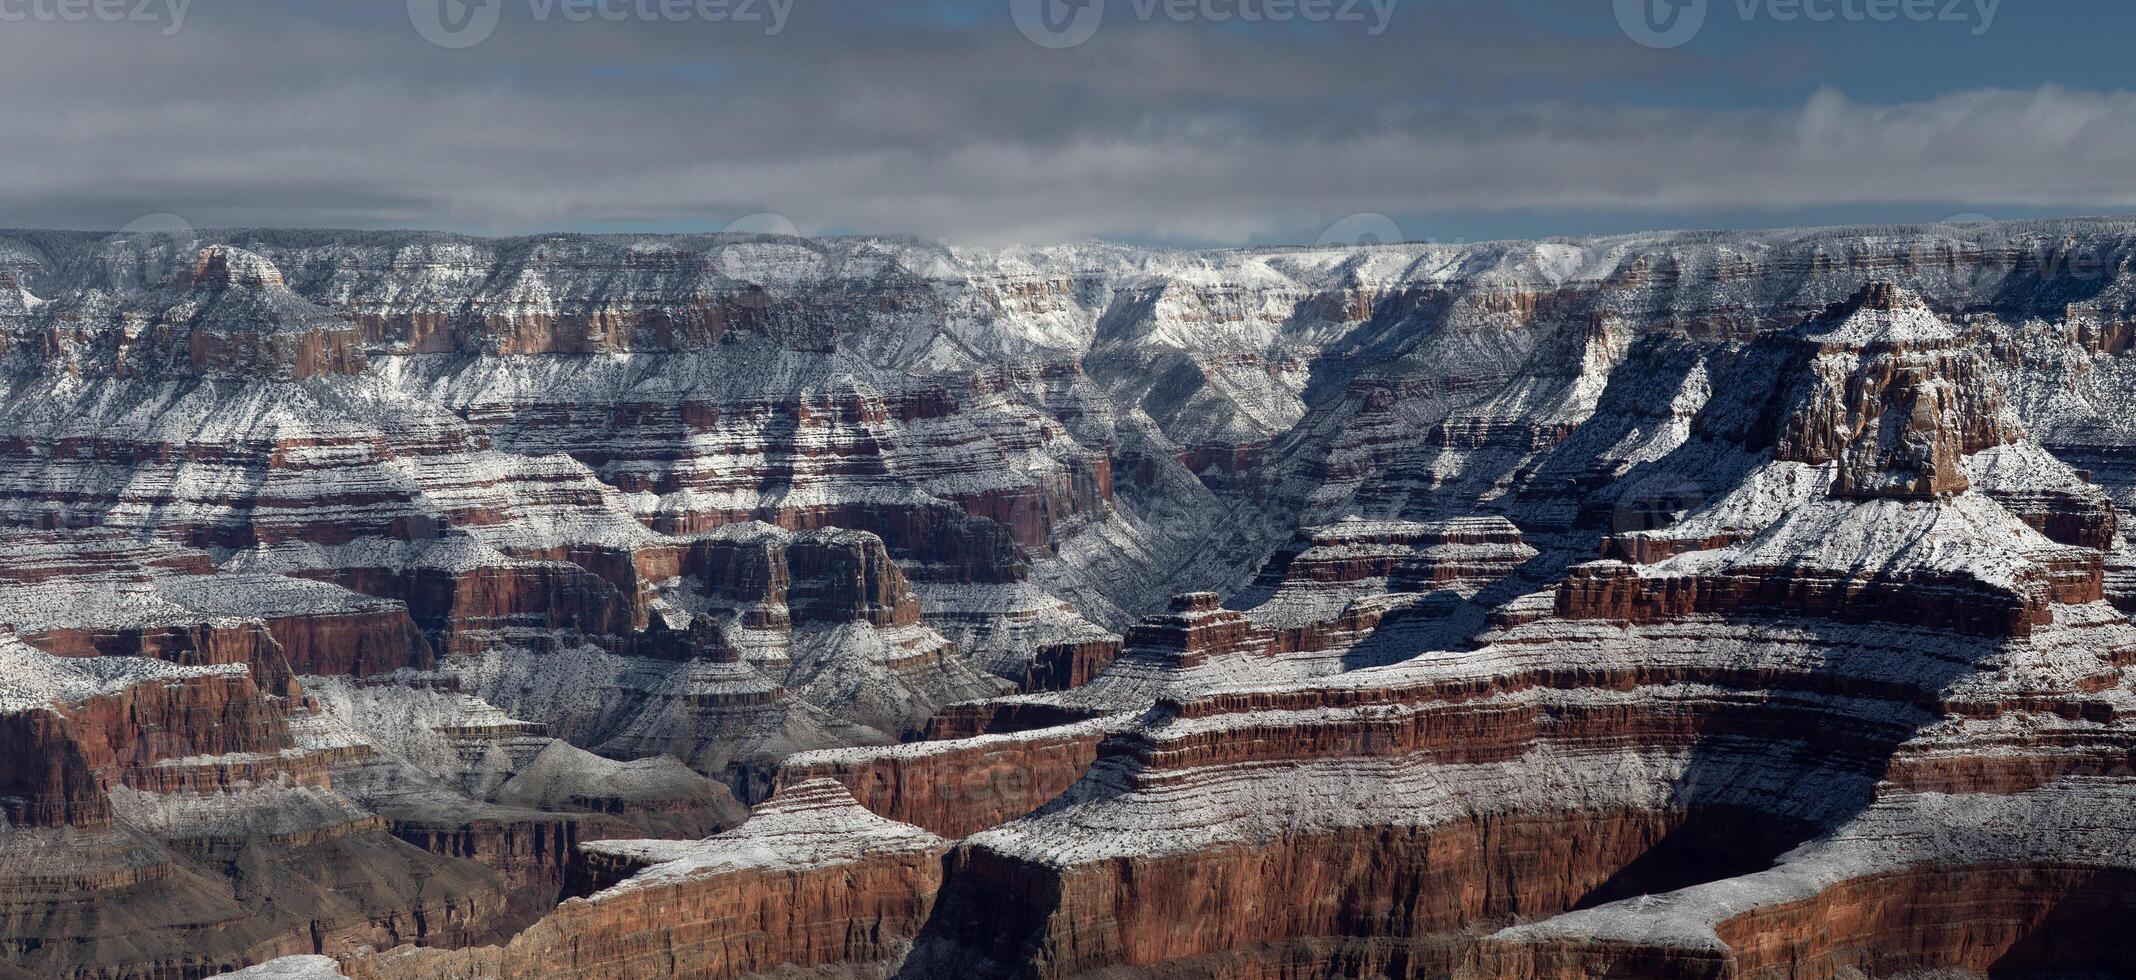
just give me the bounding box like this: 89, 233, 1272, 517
10, 219, 2136, 977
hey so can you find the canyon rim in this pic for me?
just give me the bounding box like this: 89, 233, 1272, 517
2, 223, 2136, 978
10, 1, 2136, 976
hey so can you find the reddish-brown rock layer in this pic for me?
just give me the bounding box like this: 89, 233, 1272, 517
776, 719, 1113, 839
349, 780, 943, 980
0, 670, 288, 829
1017, 637, 1125, 692
1555, 552, 2101, 637
929, 808, 1816, 979
10, 231, 2136, 979
0, 661, 524, 979
1715, 864, 2136, 979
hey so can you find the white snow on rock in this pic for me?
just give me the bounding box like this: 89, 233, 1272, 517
580, 777, 940, 895
0, 628, 246, 713
211, 955, 346, 979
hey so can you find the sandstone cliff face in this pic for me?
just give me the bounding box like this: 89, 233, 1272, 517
11, 223, 2136, 977
0, 633, 526, 979
0, 636, 269, 829
347, 779, 942, 980
418, 521, 1010, 803
0, 530, 430, 689
775, 715, 1123, 839
876, 281, 2136, 980
1770, 282, 2020, 499
0, 541, 744, 978
300, 674, 748, 913
1015, 636, 1124, 692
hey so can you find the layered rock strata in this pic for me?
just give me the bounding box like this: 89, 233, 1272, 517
346, 779, 942, 980
8, 221, 2136, 976
887, 284, 2136, 979
0, 631, 515, 979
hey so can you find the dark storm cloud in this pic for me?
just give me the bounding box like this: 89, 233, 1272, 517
2, 0, 2133, 244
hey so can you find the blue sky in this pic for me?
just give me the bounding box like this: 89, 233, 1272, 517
1, 0, 2131, 246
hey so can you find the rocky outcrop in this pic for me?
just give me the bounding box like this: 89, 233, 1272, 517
0, 637, 270, 828
1236, 516, 1535, 667
301, 675, 747, 908
1247, 516, 1534, 595
1016, 635, 1123, 692
1771, 283, 2020, 499
0, 531, 432, 687
775, 715, 1123, 839
1566, 468, 2105, 637
0, 634, 522, 979
890, 281, 2136, 979
12, 222, 2136, 976
348, 779, 943, 980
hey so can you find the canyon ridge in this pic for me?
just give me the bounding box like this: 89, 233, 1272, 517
3, 219, 2136, 978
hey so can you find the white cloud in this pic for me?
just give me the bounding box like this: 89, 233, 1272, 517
0, 6, 2131, 244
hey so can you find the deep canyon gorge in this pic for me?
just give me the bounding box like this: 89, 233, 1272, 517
2, 220, 2136, 978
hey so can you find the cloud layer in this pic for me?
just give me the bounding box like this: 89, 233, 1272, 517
2, 0, 2130, 245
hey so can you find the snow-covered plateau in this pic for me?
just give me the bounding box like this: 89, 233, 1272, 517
4, 218, 2136, 978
